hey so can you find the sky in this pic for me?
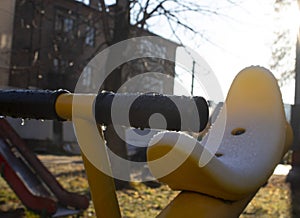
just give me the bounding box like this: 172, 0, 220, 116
80, 0, 299, 103
149, 0, 299, 104
71, 0, 300, 103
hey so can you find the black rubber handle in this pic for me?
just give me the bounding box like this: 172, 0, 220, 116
0, 89, 209, 132
0, 89, 68, 120
95, 92, 209, 132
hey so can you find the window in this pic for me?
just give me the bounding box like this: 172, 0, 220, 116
54, 9, 76, 35
55, 13, 63, 32
53, 58, 59, 72
64, 18, 74, 32
85, 26, 95, 46
53, 58, 68, 73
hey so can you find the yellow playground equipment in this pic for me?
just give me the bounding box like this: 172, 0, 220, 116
0, 66, 293, 217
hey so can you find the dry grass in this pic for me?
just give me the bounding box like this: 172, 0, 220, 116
0, 155, 295, 217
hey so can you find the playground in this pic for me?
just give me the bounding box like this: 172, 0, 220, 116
0, 0, 299, 217
0, 66, 298, 217
0, 155, 295, 217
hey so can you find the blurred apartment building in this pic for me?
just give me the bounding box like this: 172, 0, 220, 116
1, 0, 113, 91
0, 0, 177, 151
1, 0, 176, 91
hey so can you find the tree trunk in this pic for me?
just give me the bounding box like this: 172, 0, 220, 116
103, 0, 131, 188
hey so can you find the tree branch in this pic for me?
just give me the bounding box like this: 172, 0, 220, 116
99, 0, 112, 43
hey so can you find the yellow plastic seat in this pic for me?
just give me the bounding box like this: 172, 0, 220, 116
147, 66, 292, 201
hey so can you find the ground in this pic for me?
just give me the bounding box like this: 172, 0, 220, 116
0, 155, 297, 217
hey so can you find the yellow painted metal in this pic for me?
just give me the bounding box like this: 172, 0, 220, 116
55, 93, 99, 121
74, 120, 121, 217
79, 124, 121, 218
55, 93, 73, 120
82, 153, 121, 218
55, 93, 121, 218
158, 191, 256, 218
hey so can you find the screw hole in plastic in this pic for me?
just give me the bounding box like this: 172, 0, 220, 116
215, 153, 223, 157
231, 128, 246, 136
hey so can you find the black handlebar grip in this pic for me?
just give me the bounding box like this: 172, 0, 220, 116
0, 89, 69, 120
0, 89, 209, 131
95, 92, 209, 132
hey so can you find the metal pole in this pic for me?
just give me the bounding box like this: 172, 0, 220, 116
0, 90, 209, 132
291, 29, 300, 158
191, 60, 195, 96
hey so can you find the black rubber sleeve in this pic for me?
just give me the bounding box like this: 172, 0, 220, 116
0, 89, 69, 120
95, 92, 209, 132
0, 89, 209, 132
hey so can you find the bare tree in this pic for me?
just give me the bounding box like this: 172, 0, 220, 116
100, 0, 239, 47
270, 0, 298, 87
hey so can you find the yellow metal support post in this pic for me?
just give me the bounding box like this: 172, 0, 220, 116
82, 152, 121, 218
55, 93, 73, 121
55, 93, 121, 218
